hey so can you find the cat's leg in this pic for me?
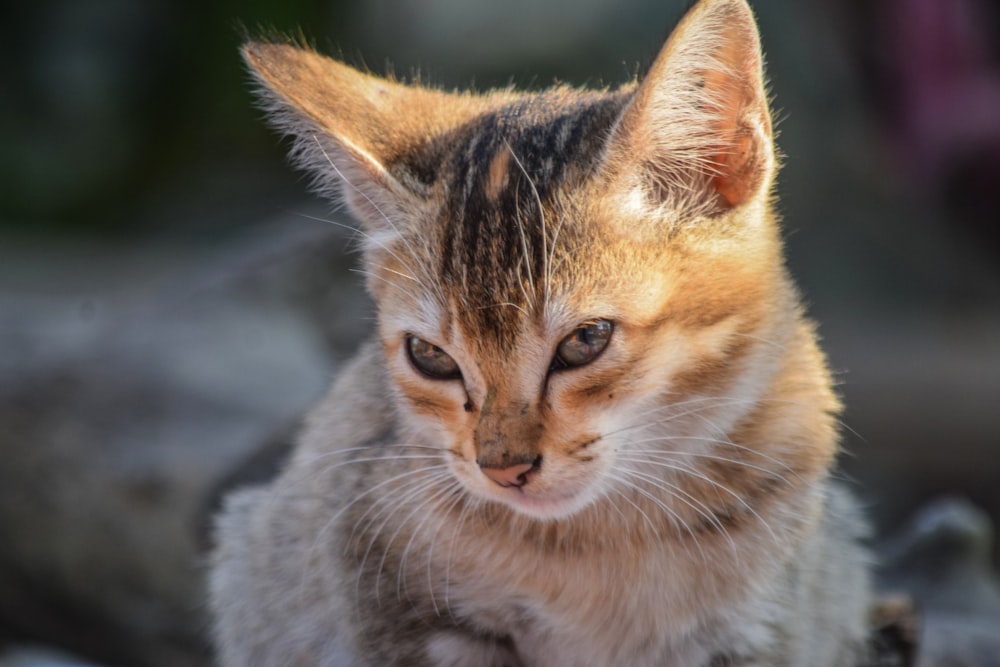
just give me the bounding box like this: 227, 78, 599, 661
425, 631, 523, 667
212, 487, 363, 666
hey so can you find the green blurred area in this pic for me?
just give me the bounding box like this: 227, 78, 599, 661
0, 0, 336, 235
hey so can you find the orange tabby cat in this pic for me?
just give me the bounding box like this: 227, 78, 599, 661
210, 0, 871, 664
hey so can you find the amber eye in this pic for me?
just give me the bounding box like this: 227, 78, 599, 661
552, 319, 613, 370
407, 335, 461, 379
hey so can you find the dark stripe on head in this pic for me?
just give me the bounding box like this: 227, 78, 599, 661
439, 91, 630, 348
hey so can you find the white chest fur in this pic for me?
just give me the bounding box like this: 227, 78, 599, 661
419, 524, 787, 667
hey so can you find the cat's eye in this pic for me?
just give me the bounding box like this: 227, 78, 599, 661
406, 335, 461, 379
552, 319, 613, 370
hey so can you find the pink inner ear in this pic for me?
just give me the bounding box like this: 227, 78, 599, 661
711, 108, 766, 209
704, 28, 771, 210
600, 0, 775, 216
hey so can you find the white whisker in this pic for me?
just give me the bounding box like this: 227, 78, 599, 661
474, 301, 529, 316
543, 206, 569, 319
604, 470, 708, 566
443, 495, 477, 621
619, 464, 740, 560
357, 471, 451, 606
504, 140, 540, 311
310, 136, 449, 307
624, 439, 797, 483
616, 454, 780, 546
418, 485, 467, 617
378, 476, 458, 603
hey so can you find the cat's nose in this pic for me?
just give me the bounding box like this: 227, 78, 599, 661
479, 459, 538, 488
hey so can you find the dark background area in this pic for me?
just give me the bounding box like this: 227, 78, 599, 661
1, 0, 998, 665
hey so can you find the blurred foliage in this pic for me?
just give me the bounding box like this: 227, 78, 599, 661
0, 0, 345, 234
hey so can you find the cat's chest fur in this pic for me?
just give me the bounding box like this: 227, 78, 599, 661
425, 538, 775, 666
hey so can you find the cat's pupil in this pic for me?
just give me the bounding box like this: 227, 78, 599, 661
407, 336, 461, 379
553, 320, 613, 370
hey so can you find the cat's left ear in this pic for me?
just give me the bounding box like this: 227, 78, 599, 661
604, 0, 774, 216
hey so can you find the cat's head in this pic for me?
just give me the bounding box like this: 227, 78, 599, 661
245, 0, 805, 521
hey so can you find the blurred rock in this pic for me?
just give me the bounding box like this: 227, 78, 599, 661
0, 645, 106, 667
0, 213, 370, 666
876, 498, 1000, 667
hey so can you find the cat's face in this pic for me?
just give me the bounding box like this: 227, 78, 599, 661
245, 0, 796, 522
372, 156, 781, 519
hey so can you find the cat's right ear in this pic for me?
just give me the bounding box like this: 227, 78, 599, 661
242, 42, 478, 233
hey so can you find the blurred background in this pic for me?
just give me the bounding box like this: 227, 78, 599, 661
1, 0, 998, 665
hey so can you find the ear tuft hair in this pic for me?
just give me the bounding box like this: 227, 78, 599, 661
241, 42, 495, 233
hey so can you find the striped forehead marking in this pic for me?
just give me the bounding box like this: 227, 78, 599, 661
436, 92, 629, 349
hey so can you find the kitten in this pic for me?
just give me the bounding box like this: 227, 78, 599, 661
210, 0, 872, 665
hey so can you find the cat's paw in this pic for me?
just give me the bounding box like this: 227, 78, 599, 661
425, 631, 522, 667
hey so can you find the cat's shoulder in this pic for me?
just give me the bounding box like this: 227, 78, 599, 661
294, 340, 395, 459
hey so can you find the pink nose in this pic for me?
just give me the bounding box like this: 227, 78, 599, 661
480, 461, 536, 488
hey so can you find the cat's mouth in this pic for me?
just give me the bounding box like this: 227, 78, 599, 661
479, 470, 597, 520
450, 456, 600, 520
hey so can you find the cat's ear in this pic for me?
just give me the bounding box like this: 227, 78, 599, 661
242, 42, 480, 231
604, 0, 774, 216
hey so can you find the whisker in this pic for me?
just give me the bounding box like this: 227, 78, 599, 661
376, 475, 458, 603
296, 451, 449, 478
504, 140, 540, 310
616, 454, 780, 546
728, 331, 786, 351
624, 438, 796, 481
602, 395, 757, 439
357, 471, 452, 606
293, 209, 422, 291
474, 301, 529, 316
310, 136, 449, 307
351, 469, 449, 547
443, 495, 478, 621
600, 484, 659, 533
417, 484, 467, 616
543, 207, 569, 320
350, 268, 424, 303
619, 464, 740, 559
296, 459, 448, 608
604, 470, 708, 566
304, 461, 445, 564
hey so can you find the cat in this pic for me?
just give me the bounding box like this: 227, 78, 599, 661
210, 0, 872, 664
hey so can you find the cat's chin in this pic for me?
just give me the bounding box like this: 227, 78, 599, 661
450, 457, 603, 520
502, 491, 595, 521
484, 485, 597, 521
